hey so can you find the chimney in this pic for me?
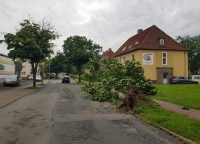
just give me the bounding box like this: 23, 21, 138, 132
137, 29, 143, 34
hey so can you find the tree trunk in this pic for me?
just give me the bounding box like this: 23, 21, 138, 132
77, 66, 81, 83
56, 73, 58, 79
31, 62, 38, 87
41, 64, 43, 85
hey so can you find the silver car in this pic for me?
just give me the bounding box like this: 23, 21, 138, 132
3, 75, 21, 86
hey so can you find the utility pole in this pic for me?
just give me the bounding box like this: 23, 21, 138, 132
49, 63, 50, 82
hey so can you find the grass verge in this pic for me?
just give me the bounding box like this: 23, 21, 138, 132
37, 84, 45, 87
150, 84, 200, 110
26, 86, 39, 89
133, 99, 200, 143
75, 80, 88, 85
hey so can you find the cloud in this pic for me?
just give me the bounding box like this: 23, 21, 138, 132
0, 0, 200, 56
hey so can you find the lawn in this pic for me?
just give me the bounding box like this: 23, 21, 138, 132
150, 84, 200, 110
133, 99, 200, 144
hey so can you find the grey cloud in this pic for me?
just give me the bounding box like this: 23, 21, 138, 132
0, 0, 200, 55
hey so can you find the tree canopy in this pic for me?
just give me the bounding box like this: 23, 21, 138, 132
176, 35, 200, 74
83, 57, 157, 102
50, 51, 66, 78
1, 16, 60, 86
62, 35, 102, 82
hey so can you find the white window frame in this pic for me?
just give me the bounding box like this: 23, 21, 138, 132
132, 54, 134, 60
123, 57, 126, 63
162, 52, 167, 65
160, 39, 164, 45
22, 72, 26, 75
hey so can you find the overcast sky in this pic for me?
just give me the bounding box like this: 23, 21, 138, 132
0, 0, 200, 56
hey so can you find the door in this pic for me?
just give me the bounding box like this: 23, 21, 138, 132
163, 72, 168, 84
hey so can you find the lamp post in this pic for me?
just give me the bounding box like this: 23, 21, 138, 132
49, 63, 50, 82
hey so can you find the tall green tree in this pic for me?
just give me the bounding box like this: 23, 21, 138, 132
62, 35, 102, 82
1, 16, 60, 86
50, 51, 66, 78
176, 35, 200, 74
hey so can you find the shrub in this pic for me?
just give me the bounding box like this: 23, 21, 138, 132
83, 57, 157, 102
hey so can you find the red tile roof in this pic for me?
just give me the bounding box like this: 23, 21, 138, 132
114, 25, 189, 56
101, 48, 115, 58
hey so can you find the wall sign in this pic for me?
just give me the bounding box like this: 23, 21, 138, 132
142, 53, 153, 65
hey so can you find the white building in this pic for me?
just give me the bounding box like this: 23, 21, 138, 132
0, 53, 15, 82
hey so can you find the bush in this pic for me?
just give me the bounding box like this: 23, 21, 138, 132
83, 57, 157, 102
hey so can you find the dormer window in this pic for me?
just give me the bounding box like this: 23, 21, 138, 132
122, 46, 126, 51
160, 38, 164, 45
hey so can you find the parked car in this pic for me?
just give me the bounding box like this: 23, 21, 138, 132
62, 76, 70, 83
28, 75, 42, 81
3, 75, 21, 86
169, 76, 198, 84
192, 75, 200, 84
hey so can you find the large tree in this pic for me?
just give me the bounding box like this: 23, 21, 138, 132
62, 35, 102, 82
50, 51, 66, 78
176, 35, 200, 74
1, 16, 60, 86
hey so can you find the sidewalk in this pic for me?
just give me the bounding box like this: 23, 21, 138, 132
0, 80, 51, 108
153, 99, 200, 121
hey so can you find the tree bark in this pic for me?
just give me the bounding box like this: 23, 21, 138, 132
31, 62, 38, 87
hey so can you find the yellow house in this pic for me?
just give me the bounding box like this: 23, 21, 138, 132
21, 62, 42, 79
114, 25, 189, 84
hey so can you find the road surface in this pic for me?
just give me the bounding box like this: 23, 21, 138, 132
0, 79, 182, 144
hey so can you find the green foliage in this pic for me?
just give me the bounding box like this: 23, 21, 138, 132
133, 99, 200, 143
62, 35, 102, 82
50, 73, 56, 79
50, 51, 66, 78
83, 57, 157, 102
176, 35, 200, 74
1, 16, 60, 87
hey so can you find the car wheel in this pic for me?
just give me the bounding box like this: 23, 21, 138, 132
18, 83, 20, 86
3, 84, 6, 87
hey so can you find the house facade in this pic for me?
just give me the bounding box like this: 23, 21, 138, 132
0, 53, 15, 82
21, 62, 32, 78
21, 62, 42, 79
114, 25, 189, 84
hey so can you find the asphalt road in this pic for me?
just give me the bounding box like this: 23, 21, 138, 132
0, 79, 182, 144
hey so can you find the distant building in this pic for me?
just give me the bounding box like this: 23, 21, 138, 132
114, 25, 189, 84
0, 53, 15, 82
21, 62, 42, 79
101, 48, 115, 58
21, 61, 32, 78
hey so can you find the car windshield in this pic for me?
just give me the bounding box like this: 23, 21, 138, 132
6, 75, 17, 79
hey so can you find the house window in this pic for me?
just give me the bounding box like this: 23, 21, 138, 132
132, 54, 134, 60
22, 72, 26, 75
123, 57, 126, 63
22, 66, 25, 69
162, 52, 167, 65
160, 39, 164, 45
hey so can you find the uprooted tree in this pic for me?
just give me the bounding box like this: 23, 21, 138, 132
83, 57, 157, 104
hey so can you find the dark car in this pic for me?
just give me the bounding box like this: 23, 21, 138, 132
169, 76, 198, 84
62, 76, 70, 83
3, 75, 21, 86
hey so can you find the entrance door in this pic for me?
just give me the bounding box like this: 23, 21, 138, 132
163, 72, 168, 84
